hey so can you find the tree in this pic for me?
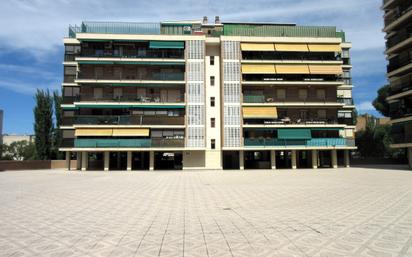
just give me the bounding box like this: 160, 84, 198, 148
52, 90, 63, 159
33, 89, 54, 160
372, 84, 391, 117
2, 140, 35, 160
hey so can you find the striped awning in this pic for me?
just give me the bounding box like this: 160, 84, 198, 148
241, 64, 276, 74
112, 128, 149, 137
243, 107, 278, 119
308, 44, 341, 52
275, 43, 309, 52
241, 43, 275, 51
309, 65, 343, 75
275, 65, 310, 74
75, 128, 113, 137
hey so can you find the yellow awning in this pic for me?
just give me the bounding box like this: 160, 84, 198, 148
241, 43, 275, 51
275, 43, 309, 52
308, 44, 342, 52
112, 128, 150, 137
275, 65, 310, 74
309, 65, 343, 75
243, 107, 278, 119
242, 64, 276, 74
75, 128, 113, 137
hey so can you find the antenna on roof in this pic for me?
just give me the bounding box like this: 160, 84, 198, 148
203, 16, 208, 24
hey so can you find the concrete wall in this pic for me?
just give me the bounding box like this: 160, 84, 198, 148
0, 160, 75, 171
183, 151, 205, 169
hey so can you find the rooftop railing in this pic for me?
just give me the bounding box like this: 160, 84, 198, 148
69, 22, 161, 38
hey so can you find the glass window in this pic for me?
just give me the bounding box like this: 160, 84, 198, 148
210, 97, 215, 107
210, 76, 215, 86
211, 139, 216, 149
151, 131, 162, 138
298, 89, 308, 100
64, 66, 76, 75
317, 109, 327, 119
277, 89, 286, 99
211, 118, 215, 128
316, 89, 326, 100
210, 56, 215, 66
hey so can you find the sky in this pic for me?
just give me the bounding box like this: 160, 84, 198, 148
0, 0, 386, 134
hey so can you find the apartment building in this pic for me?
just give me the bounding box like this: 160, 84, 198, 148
383, 0, 412, 167
60, 17, 356, 171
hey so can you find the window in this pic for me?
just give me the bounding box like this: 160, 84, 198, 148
211, 139, 216, 149
93, 88, 103, 99
210, 97, 215, 107
298, 89, 308, 100
211, 118, 215, 128
113, 88, 123, 98
317, 109, 327, 119
64, 66, 76, 75
316, 89, 326, 100
210, 76, 215, 86
63, 87, 79, 97
210, 56, 215, 65
95, 67, 104, 78
277, 89, 286, 100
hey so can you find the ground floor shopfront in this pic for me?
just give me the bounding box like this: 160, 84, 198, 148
64, 149, 352, 171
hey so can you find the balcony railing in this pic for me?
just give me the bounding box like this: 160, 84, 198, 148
386, 29, 412, 49
74, 139, 152, 148
244, 118, 339, 125
243, 95, 338, 104
387, 50, 412, 73
244, 138, 352, 147
78, 93, 185, 103
389, 74, 412, 95
151, 138, 184, 147
74, 115, 185, 126
389, 108, 412, 119
77, 72, 185, 81
64, 75, 76, 83
384, 3, 412, 27
73, 138, 185, 148
80, 49, 184, 59
337, 98, 354, 105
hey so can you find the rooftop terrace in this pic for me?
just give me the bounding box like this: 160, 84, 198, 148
68, 21, 346, 41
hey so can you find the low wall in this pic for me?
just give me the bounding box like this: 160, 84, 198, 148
0, 160, 51, 171
0, 160, 76, 171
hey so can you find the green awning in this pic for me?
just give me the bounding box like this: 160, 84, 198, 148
278, 129, 311, 140
149, 41, 184, 49
61, 106, 79, 110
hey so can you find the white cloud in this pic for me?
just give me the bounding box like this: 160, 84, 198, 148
357, 101, 375, 112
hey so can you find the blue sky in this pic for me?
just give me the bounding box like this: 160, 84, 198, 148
0, 0, 385, 134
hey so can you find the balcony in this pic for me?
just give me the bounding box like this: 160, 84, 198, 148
387, 50, 412, 73
151, 138, 184, 147
390, 121, 412, 144
384, 2, 412, 28
74, 115, 185, 126
243, 94, 338, 104
77, 72, 185, 81
64, 75, 76, 83
337, 98, 354, 105
61, 138, 75, 147
242, 74, 342, 83
389, 74, 412, 96
242, 52, 339, 62
74, 139, 151, 148
386, 27, 412, 50
78, 93, 185, 103
244, 138, 353, 147
80, 48, 184, 59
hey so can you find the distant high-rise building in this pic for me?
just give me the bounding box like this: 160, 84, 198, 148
60, 19, 356, 171
382, 0, 412, 167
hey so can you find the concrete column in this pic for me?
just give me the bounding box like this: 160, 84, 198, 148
344, 150, 350, 168
239, 151, 244, 170
65, 151, 71, 171
127, 151, 132, 171
331, 149, 338, 169
76, 151, 81, 170
81, 152, 88, 171
271, 150, 276, 170
312, 150, 318, 169
408, 147, 412, 169
149, 151, 154, 171
104, 152, 110, 171
291, 150, 297, 170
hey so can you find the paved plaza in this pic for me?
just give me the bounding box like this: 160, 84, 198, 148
1, 167, 412, 257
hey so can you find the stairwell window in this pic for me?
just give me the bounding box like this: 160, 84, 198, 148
211, 139, 216, 149
211, 118, 215, 128
210, 76, 215, 86
210, 97, 215, 107
210, 56, 215, 66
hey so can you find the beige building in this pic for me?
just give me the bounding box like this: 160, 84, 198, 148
60, 18, 356, 171
2, 134, 34, 145
356, 114, 390, 131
